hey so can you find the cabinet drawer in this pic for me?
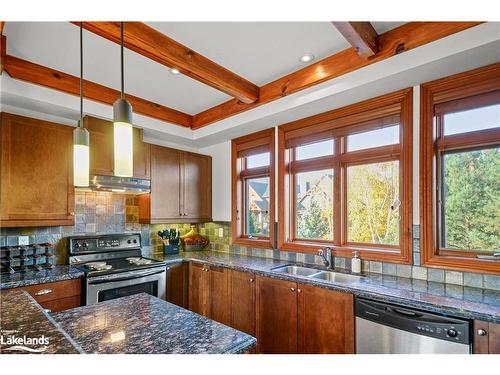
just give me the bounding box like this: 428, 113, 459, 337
20, 279, 81, 303
40, 295, 81, 313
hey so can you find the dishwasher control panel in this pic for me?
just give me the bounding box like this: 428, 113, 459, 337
355, 298, 470, 345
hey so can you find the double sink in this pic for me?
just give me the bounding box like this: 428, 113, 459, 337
271, 265, 364, 283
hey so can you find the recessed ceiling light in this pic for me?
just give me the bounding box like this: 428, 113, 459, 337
170, 68, 180, 75
299, 53, 315, 63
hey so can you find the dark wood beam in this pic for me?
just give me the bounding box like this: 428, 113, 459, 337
332, 22, 379, 56
74, 22, 260, 104
192, 22, 482, 129
3, 54, 192, 127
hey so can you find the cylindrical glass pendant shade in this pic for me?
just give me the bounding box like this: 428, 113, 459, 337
113, 98, 133, 177
73, 126, 90, 187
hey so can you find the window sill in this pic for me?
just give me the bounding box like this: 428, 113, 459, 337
232, 237, 274, 249
278, 240, 411, 264
422, 253, 500, 275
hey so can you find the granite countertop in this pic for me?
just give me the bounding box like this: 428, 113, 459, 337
52, 293, 256, 354
0, 266, 84, 289
149, 251, 500, 324
0, 290, 83, 354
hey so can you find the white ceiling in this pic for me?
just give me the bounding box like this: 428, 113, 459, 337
3, 21, 405, 115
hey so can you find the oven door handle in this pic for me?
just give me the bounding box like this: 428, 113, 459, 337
88, 269, 165, 285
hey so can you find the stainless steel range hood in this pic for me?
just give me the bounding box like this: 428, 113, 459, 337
79, 175, 150, 195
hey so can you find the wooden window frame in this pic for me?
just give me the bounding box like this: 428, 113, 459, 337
278, 88, 413, 263
420, 63, 500, 274
232, 128, 275, 248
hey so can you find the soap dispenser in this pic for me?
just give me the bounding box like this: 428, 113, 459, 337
352, 251, 361, 274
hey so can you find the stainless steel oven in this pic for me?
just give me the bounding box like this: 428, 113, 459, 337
86, 267, 166, 305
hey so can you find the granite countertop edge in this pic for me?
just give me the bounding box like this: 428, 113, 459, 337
0, 267, 85, 289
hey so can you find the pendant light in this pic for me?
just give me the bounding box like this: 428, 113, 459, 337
113, 21, 133, 177
73, 22, 90, 187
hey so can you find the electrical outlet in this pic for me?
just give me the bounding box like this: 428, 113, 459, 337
18, 236, 29, 246
218, 228, 224, 238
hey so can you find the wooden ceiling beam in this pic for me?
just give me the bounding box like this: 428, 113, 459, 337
74, 21, 260, 104
3, 54, 192, 127
192, 22, 482, 129
332, 22, 379, 57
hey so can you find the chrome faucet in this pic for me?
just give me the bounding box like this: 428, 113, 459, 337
317, 247, 334, 270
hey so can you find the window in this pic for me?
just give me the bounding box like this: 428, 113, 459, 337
232, 129, 275, 248
420, 63, 500, 274
278, 89, 412, 263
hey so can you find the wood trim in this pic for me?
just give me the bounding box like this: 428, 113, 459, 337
0, 35, 5, 75
232, 129, 275, 249
0, 22, 4, 35
436, 128, 500, 151
76, 22, 259, 104
192, 22, 481, 128
278, 89, 412, 263
3, 54, 192, 127
332, 22, 379, 57
420, 63, 500, 274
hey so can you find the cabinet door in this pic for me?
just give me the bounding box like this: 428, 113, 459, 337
209, 265, 231, 325
133, 128, 150, 179
188, 262, 210, 317
256, 276, 298, 353
166, 262, 188, 308
474, 321, 500, 354
84, 116, 150, 179
84, 116, 114, 176
0, 113, 74, 227
182, 152, 212, 221
230, 270, 256, 336
298, 284, 354, 353
149, 145, 181, 222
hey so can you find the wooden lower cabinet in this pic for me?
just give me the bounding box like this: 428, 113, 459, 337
255, 276, 298, 353
298, 284, 354, 353
188, 262, 210, 317
474, 320, 500, 354
166, 262, 188, 308
230, 270, 256, 336
15, 278, 81, 313
255, 276, 354, 354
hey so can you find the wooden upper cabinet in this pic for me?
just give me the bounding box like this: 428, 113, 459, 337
230, 270, 256, 336
298, 284, 354, 354
474, 321, 500, 354
256, 276, 298, 354
83, 116, 150, 179
0, 113, 74, 227
139, 145, 212, 224
182, 152, 212, 221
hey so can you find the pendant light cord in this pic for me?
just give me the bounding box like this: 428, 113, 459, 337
79, 22, 83, 128
121, 21, 124, 100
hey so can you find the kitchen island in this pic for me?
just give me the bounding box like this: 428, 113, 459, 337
1, 291, 256, 354
52, 293, 256, 354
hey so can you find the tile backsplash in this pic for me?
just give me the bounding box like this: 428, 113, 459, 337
1, 197, 499, 292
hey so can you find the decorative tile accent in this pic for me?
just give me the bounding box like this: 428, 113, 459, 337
445, 271, 464, 286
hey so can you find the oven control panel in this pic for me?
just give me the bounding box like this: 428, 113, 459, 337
68, 234, 141, 254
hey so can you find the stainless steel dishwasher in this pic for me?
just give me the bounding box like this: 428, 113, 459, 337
355, 298, 471, 354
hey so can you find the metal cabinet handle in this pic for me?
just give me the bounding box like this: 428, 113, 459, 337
35, 289, 53, 296
290, 287, 295, 292
477, 329, 487, 336
44, 308, 52, 313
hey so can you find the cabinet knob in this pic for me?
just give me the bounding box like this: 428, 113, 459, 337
35, 288, 53, 296
297, 288, 302, 293
477, 329, 487, 336
166, 267, 170, 271
290, 287, 295, 292
69, 212, 75, 216
249, 278, 254, 283
44, 308, 52, 313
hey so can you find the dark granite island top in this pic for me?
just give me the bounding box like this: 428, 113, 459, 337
52, 293, 256, 354
0, 265, 84, 289
0, 290, 83, 354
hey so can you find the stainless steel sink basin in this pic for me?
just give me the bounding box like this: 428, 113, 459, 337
309, 271, 363, 283
271, 265, 321, 277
